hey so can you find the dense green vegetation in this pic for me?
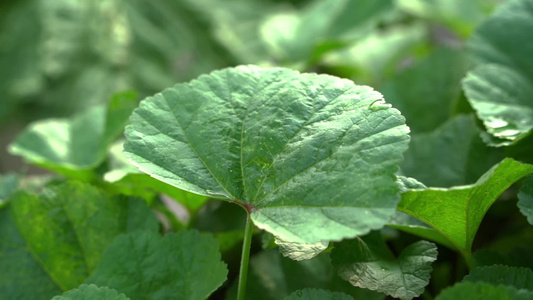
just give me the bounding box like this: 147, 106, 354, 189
1, 0, 532, 299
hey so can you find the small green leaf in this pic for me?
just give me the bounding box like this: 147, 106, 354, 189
86, 230, 228, 300
51, 284, 130, 300
463, 265, 533, 290
463, 0, 533, 146
436, 282, 533, 300
400, 115, 502, 187
396, 176, 426, 192
124, 65, 410, 244
8, 92, 137, 179
284, 288, 354, 300
0, 181, 158, 299
276, 238, 329, 261
398, 158, 533, 254
518, 175, 533, 225
331, 232, 437, 300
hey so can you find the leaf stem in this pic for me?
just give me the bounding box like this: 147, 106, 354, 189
237, 212, 254, 300
462, 250, 474, 270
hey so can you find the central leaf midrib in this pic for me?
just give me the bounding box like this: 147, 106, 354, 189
238, 73, 301, 203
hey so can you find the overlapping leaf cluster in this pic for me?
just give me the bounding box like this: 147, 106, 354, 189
1, 0, 533, 299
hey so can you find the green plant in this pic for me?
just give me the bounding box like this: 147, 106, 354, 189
1, 0, 533, 299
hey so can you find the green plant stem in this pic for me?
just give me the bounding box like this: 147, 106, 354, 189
462, 250, 474, 270
237, 213, 254, 300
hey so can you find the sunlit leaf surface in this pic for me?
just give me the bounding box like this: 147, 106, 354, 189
124, 65, 410, 244
87, 230, 228, 300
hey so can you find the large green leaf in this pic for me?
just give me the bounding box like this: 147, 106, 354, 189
9, 92, 137, 179
284, 289, 354, 300
436, 282, 533, 300
463, 265, 533, 290
379, 47, 469, 134
463, 0, 533, 146
398, 158, 533, 256
518, 175, 533, 225
86, 230, 227, 300
124, 65, 410, 244
225, 250, 384, 300
331, 232, 437, 300
400, 115, 502, 187
0, 181, 158, 300
51, 284, 130, 300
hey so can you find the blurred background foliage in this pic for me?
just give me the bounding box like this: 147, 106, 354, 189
4, 1, 533, 299
0, 0, 505, 173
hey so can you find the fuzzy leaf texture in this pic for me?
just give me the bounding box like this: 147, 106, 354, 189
0, 181, 158, 300
124, 65, 410, 244
86, 230, 228, 300
331, 232, 437, 300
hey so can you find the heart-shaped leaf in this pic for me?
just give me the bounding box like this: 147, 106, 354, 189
331, 232, 437, 300
124, 65, 410, 244
86, 230, 228, 300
